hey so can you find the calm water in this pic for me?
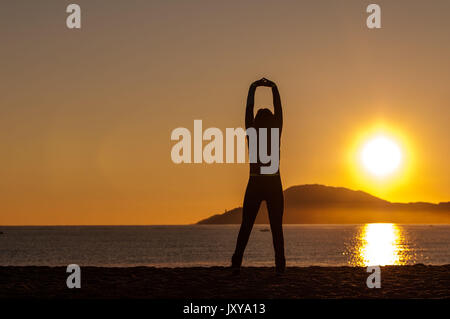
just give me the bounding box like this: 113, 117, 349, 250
0, 224, 449, 267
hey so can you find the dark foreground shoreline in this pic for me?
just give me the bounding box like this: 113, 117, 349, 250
1, 265, 449, 299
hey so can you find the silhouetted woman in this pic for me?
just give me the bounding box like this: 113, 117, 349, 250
232, 78, 285, 274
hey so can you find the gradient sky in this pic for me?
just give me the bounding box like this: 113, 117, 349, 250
1, 0, 449, 225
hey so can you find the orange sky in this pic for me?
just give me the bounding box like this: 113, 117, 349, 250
0, 0, 449, 225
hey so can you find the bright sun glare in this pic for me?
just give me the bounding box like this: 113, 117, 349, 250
358, 223, 405, 266
360, 136, 402, 177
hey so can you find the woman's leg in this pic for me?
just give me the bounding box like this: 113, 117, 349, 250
232, 178, 262, 268
266, 177, 285, 271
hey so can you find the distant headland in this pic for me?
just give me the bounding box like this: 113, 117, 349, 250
197, 184, 450, 224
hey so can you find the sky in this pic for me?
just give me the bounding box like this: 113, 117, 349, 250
1, 0, 449, 225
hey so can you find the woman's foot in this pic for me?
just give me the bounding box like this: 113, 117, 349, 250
275, 265, 285, 274
231, 265, 241, 276
275, 258, 286, 274
231, 254, 242, 275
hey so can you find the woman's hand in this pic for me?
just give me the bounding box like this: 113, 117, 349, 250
261, 78, 277, 88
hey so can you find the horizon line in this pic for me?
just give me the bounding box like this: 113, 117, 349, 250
2, 223, 450, 227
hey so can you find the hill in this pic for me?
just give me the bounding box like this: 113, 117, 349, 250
197, 184, 450, 224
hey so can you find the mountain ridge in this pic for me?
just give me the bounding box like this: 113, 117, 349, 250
197, 184, 450, 224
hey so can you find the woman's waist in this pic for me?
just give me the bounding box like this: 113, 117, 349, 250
249, 164, 280, 177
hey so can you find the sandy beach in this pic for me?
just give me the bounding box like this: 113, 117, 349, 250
1, 265, 448, 299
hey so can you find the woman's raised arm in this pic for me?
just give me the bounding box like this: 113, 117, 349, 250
245, 81, 258, 129
271, 84, 283, 131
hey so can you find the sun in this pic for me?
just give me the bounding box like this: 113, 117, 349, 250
360, 135, 402, 177
349, 123, 415, 197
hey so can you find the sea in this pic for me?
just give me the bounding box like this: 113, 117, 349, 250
0, 224, 449, 267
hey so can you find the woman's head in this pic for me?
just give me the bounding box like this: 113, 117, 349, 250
254, 108, 276, 128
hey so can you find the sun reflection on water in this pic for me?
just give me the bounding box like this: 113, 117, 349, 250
351, 223, 410, 266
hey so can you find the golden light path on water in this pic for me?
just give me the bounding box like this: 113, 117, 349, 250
351, 223, 411, 266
